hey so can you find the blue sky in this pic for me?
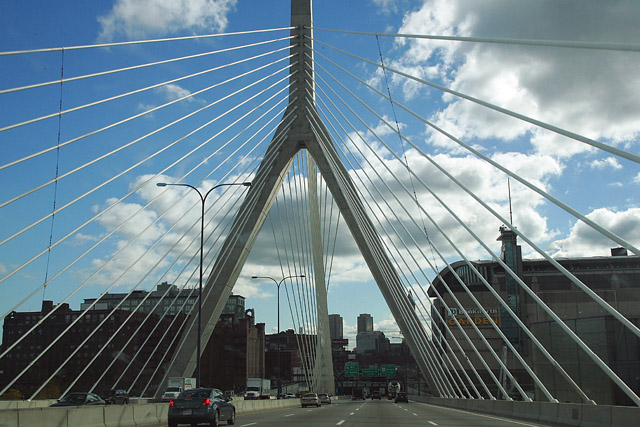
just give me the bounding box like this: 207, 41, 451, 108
1, 0, 639, 348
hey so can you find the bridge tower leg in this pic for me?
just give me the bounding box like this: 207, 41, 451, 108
157, 0, 441, 398
308, 154, 335, 395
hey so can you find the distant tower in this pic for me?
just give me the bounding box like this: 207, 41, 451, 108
497, 225, 523, 350
357, 313, 374, 334
328, 314, 343, 340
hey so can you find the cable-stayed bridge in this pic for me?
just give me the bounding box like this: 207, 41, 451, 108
1, 0, 639, 425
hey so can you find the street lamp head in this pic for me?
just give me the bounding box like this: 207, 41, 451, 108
299, 275, 305, 278
243, 182, 252, 187
156, 182, 167, 187
251, 276, 258, 279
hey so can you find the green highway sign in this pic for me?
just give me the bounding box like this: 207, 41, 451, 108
362, 366, 379, 377
381, 364, 396, 376
345, 362, 359, 377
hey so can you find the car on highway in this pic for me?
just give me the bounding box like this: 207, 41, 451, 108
318, 393, 331, 404
168, 387, 235, 427
394, 392, 409, 403
371, 391, 381, 400
300, 392, 321, 407
99, 389, 129, 405
284, 393, 296, 399
50, 392, 106, 407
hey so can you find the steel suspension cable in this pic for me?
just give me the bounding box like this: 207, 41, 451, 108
11, 101, 286, 398
312, 67, 640, 404
307, 83, 511, 398
312, 48, 640, 257
306, 109, 471, 399
0, 36, 293, 98
311, 70, 577, 401
148, 122, 295, 396
0, 56, 295, 209
312, 50, 640, 340
313, 96, 486, 400
106, 106, 294, 393
310, 38, 640, 165
0, 78, 295, 293
310, 27, 640, 52
0, 27, 295, 56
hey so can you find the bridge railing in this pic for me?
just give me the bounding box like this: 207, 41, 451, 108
412, 395, 640, 427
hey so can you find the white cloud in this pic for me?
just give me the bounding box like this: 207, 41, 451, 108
633, 172, 640, 184
98, 0, 237, 41
395, 0, 640, 157
549, 207, 640, 257
589, 157, 623, 170
69, 233, 101, 246
159, 84, 199, 102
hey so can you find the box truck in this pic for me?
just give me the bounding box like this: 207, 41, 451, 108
161, 377, 196, 401
244, 378, 271, 399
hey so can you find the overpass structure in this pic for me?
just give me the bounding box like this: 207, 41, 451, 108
0, 0, 639, 422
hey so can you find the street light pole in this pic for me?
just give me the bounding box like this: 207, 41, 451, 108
157, 180, 251, 387
251, 274, 305, 398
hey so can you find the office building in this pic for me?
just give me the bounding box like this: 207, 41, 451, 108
430, 226, 640, 405
328, 314, 343, 340
357, 313, 373, 334
80, 282, 246, 324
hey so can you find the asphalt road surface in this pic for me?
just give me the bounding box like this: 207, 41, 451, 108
164, 398, 553, 427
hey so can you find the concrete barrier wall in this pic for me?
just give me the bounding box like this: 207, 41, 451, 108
104, 404, 134, 427
0, 397, 303, 427
411, 396, 640, 427
0, 399, 57, 410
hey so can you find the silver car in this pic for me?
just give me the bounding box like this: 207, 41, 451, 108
300, 392, 321, 408
318, 393, 331, 404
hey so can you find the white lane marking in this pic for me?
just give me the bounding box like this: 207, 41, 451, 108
337, 420, 345, 425
415, 401, 541, 427
285, 413, 295, 417
428, 421, 438, 425
350, 412, 355, 415
241, 424, 257, 427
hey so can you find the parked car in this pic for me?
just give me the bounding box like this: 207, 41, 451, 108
318, 393, 331, 404
300, 393, 321, 408
284, 393, 296, 399
394, 392, 409, 403
168, 387, 235, 427
50, 392, 106, 407
99, 389, 129, 404
371, 391, 381, 400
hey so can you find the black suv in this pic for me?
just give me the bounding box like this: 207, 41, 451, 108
99, 389, 130, 404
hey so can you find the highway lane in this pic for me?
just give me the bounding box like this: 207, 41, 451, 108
167, 398, 554, 427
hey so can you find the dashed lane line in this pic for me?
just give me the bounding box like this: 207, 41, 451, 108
428, 422, 438, 426
337, 420, 345, 425
416, 401, 543, 427
284, 413, 295, 417
241, 423, 257, 427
